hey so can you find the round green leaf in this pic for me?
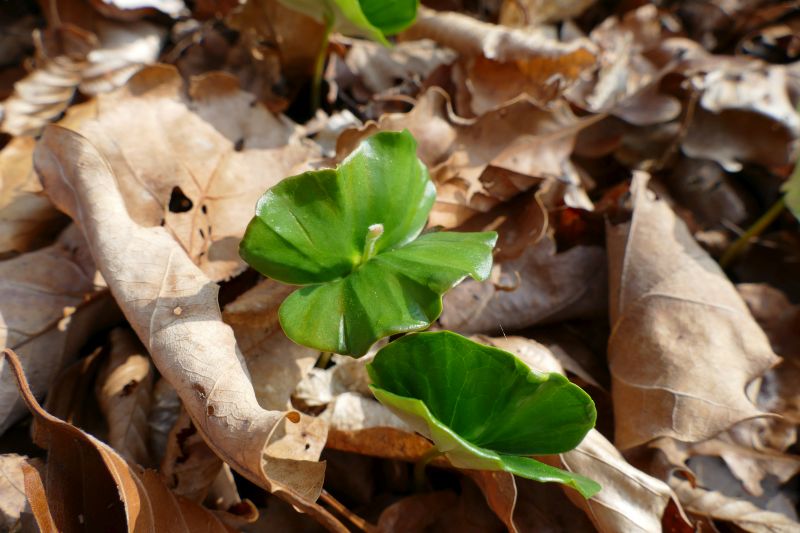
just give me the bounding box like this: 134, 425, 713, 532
239, 131, 497, 356
367, 331, 601, 498
278, 0, 418, 44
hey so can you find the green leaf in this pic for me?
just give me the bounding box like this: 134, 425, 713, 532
367, 331, 601, 498
240, 131, 497, 356
278, 0, 419, 44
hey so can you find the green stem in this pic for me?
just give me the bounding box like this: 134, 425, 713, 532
311, 18, 333, 113
413, 447, 443, 492
316, 352, 333, 369
720, 196, 786, 268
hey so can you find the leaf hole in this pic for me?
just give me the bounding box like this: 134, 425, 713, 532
207, 405, 215, 416
201, 205, 208, 214
168, 186, 193, 213
192, 383, 206, 399
234, 138, 244, 151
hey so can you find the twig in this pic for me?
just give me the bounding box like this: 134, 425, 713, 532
720, 196, 785, 268
320, 490, 377, 533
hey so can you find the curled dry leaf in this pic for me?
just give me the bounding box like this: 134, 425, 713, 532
0, 454, 28, 530
607, 173, 779, 449
161, 409, 225, 503
223, 279, 318, 410
567, 5, 682, 124
405, 7, 596, 114
3, 348, 238, 533
441, 234, 607, 334
337, 88, 593, 227
0, 225, 116, 434
671, 478, 799, 533
66, 64, 319, 281
0, 136, 65, 254
96, 328, 154, 466
666, 38, 800, 170
1, 21, 164, 136
33, 126, 346, 531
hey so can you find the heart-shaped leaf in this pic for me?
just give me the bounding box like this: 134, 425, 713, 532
279, 0, 419, 45
240, 130, 497, 356
367, 331, 601, 498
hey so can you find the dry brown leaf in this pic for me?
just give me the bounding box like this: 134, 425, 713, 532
337, 88, 593, 227
607, 172, 779, 449
0, 225, 117, 434
671, 478, 799, 533
33, 126, 345, 531
65, 64, 318, 281
499, 0, 596, 26
3, 348, 238, 532
223, 279, 318, 410
663, 38, 800, 170
377, 491, 459, 532
404, 7, 596, 114
161, 409, 225, 503
1, 21, 164, 136
0, 136, 65, 254
96, 327, 154, 466
566, 5, 682, 125
441, 233, 607, 334
0, 453, 28, 530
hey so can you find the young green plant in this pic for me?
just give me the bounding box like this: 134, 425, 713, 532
239, 129, 600, 496
278, 0, 419, 109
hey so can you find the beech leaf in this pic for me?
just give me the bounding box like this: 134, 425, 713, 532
367, 331, 600, 498
240, 130, 497, 356
279, 0, 418, 45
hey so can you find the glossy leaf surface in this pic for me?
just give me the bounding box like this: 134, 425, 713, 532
279, 0, 419, 44
240, 131, 497, 356
368, 332, 601, 497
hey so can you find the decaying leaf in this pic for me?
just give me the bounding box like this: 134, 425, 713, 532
0, 136, 65, 254
64, 64, 319, 281
499, 0, 596, 26
33, 126, 345, 531
96, 327, 154, 466
0, 454, 29, 530
223, 279, 319, 410
90, 0, 188, 20
672, 478, 799, 533
1, 21, 165, 136
149, 377, 182, 464
442, 234, 607, 334
0, 225, 117, 434
4, 348, 238, 532
607, 173, 779, 449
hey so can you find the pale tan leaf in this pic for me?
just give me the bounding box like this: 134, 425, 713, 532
672, 478, 800, 533
607, 172, 779, 449
0, 454, 28, 530
223, 279, 318, 410
0, 136, 64, 254
33, 126, 345, 531
0, 225, 117, 434
4, 349, 237, 532
68, 64, 319, 281
96, 328, 154, 466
